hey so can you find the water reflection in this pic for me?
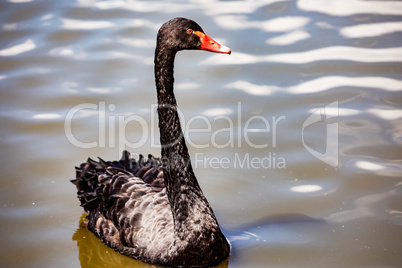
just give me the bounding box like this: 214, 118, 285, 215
201, 46, 402, 65
266, 30, 310, 46
117, 37, 155, 48
87, 87, 120, 94
259, 46, 402, 64
226, 80, 275, 96
61, 18, 115, 30
355, 160, 386, 171
340, 22, 402, 38
0, 39, 36, 56
175, 82, 200, 91
297, 0, 402, 16
226, 76, 402, 96
49, 47, 87, 59
32, 113, 62, 120
214, 15, 310, 32
226, 214, 326, 250
73, 222, 156, 268
202, 108, 232, 117
290, 184, 322, 193
72, 215, 229, 268
325, 187, 398, 223
367, 109, 402, 120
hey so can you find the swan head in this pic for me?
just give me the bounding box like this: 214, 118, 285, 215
157, 17, 231, 54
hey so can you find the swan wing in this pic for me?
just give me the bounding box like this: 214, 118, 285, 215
72, 151, 174, 260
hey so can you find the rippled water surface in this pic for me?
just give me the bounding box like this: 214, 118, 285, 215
1, 1, 402, 267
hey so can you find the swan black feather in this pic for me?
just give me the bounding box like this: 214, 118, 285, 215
71, 17, 231, 268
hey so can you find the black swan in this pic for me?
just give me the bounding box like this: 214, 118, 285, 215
71, 18, 231, 267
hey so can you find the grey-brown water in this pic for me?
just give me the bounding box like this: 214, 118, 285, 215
1, 1, 401, 267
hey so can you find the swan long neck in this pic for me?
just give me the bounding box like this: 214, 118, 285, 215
154, 45, 219, 237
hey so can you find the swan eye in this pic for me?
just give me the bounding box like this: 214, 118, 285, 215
187, 29, 193, 35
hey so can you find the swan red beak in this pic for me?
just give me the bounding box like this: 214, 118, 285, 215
195, 31, 231, 54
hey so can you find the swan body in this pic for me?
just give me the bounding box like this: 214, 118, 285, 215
72, 18, 231, 268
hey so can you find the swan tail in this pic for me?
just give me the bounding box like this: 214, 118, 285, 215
71, 150, 163, 212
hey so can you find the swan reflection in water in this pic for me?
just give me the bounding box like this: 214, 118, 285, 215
73, 214, 229, 268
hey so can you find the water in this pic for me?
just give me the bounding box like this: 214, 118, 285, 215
1, 0, 401, 267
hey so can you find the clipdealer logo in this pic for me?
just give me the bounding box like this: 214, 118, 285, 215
302, 101, 338, 167
64, 101, 338, 168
